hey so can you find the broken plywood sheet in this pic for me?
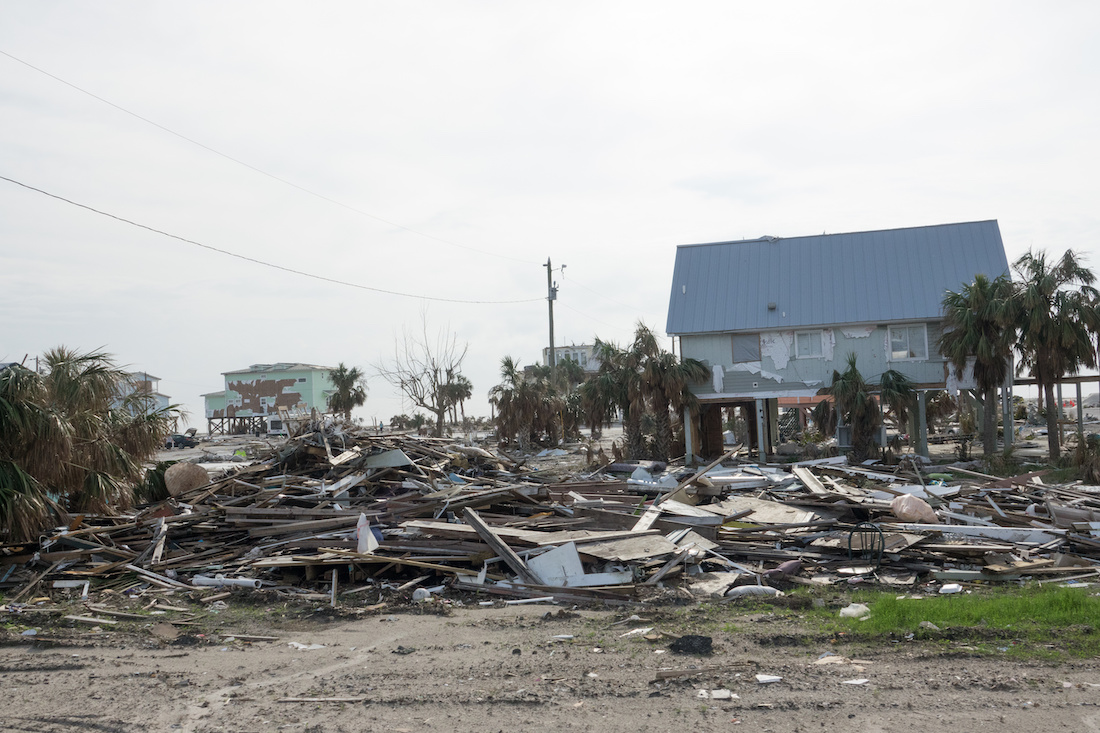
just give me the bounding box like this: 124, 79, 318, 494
688, 572, 743, 597
657, 499, 725, 525
575, 534, 678, 562
700, 496, 836, 526
670, 529, 719, 552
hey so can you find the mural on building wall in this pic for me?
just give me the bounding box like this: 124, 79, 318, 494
225, 379, 305, 417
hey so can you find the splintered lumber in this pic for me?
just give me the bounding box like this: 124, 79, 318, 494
654, 446, 742, 507
10, 561, 63, 603
247, 516, 360, 538
644, 543, 693, 585
462, 508, 542, 585
631, 503, 665, 533
64, 615, 118, 625
792, 466, 831, 496
401, 519, 546, 546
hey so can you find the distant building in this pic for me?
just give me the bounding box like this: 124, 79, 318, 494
107, 371, 172, 426
204, 362, 335, 435
123, 372, 172, 413
542, 344, 598, 372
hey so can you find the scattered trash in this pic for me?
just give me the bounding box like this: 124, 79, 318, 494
939, 584, 964, 595
725, 585, 784, 598
619, 627, 654, 638
150, 622, 179, 641
839, 603, 871, 619
669, 635, 713, 655
287, 642, 325, 650
755, 674, 782, 684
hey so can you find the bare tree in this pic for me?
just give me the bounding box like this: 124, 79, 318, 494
376, 320, 469, 437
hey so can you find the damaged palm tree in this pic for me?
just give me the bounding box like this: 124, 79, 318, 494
1013, 250, 1100, 459
640, 343, 709, 462
822, 354, 914, 463
0, 348, 179, 541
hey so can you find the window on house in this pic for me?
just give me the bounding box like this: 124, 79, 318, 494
298, 378, 306, 382
889, 324, 928, 360
732, 333, 761, 363
795, 331, 822, 358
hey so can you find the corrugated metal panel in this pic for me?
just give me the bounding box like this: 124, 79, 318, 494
665, 220, 1010, 334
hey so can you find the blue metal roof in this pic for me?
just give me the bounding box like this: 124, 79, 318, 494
665, 220, 1010, 334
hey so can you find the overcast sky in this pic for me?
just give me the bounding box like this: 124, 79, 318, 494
3, 2, 1099, 428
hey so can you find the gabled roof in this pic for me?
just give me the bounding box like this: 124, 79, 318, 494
666, 220, 1010, 335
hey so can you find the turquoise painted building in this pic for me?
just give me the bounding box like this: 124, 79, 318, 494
204, 363, 336, 434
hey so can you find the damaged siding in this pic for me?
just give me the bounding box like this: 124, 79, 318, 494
682, 322, 948, 400
225, 378, 304, 417
217, 364, 335, 418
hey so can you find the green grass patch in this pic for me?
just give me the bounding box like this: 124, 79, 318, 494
813, 585, 1100, 658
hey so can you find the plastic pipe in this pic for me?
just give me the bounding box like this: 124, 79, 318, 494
192, 574, 262, 589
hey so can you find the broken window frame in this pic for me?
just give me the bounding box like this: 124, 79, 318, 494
794, 330, 823, 359
731, 333, 761, 363
888, 324, 928, 361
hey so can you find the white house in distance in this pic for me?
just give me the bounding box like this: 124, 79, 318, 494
542, 344, 599, 372
665, 220, 1012, 461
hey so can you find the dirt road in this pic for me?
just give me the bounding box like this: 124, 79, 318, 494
5, 602, 1100, 732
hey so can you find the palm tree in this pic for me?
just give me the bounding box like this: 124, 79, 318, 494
590, 337, 648, 459
821, 354, 913, 463
641, 348, 709, 462
0, 362, 55, 541
578, 376, 616, 440
0, 348, 179, 540
489, 357, 542, 451
327, 363, 367, 421
939, 273, 1016, 457
441, 372, 473, 424
1013, 251, 1100, 458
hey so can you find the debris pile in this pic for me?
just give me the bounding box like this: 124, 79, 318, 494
3, 428, 1100, 607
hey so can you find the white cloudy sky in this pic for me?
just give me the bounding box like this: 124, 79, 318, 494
3, 2, 1099, 427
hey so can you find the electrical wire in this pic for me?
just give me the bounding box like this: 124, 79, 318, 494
0, 48, 541, 267
557, 301, 623, 331
0, 175, 543, 305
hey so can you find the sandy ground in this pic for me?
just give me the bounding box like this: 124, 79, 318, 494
5, 600, 1100, 733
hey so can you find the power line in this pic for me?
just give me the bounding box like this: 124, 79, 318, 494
0, 48, 541, 267
558, 301, 624, 331
0, 175, 542, 306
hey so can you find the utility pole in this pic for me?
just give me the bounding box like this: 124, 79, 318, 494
544, 258, 558, 368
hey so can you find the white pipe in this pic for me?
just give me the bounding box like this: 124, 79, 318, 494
193, 574, 262, 589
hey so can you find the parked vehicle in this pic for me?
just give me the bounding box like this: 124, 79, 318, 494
167, 432, 198, 449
